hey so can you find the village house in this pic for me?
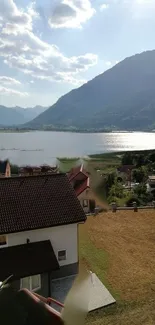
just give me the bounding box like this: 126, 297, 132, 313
0, 173, 86, 297
68, 165, 95, 213
146, 175, 155, 193
0, 159, 11, 178
19, 165, 58, 176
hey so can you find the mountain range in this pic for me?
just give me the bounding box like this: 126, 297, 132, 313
0, 105, 47, 126
27, 50, 155, 131
1, 50, 155, 131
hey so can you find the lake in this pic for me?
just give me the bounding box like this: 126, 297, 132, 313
0, 131, 155, 166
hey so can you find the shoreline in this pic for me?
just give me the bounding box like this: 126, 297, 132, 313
0, 128, 155, 134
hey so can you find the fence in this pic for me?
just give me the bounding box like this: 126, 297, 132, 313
111, 201, 155, 212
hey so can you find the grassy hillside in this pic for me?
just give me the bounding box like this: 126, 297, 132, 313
79, 211, 155, 324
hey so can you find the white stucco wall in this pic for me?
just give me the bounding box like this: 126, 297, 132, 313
7, 223, 78, 266
78, 188, 93, 213
147, 182, 155, 193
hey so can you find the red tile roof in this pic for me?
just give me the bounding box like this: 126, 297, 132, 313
0, 174, 86, 235
0, 240, 59, 281
75, 178, 90, 196
67, 165, 90, 197
68, 164, 88, 181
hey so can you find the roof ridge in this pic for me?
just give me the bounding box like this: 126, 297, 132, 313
0, 173, 66, 181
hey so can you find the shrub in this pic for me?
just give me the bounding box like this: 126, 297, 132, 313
126, 196, 140, 207
11, 164, 19, 174
132, 167, 147, 183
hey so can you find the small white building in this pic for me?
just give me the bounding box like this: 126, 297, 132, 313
0, 173, 86, 297
147, 175, 155, 193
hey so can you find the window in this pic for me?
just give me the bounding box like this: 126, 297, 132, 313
0, 235, 7, 246
58, 250, 66, 261
31, 275, 41, 291
21, 276, 30, 290
83, 199, 88, 207
20, 275, 41, 292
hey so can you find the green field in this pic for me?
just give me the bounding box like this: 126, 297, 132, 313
56, 157, 80, 172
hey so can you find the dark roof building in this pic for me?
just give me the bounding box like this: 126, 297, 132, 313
117, 165, 135, 173
0, 160, 8, 173
0, 159, 10, 175
0, 173, 86, 235
0, 174, 86, 287
0, 240, 59, 281
19, 165, 58, 176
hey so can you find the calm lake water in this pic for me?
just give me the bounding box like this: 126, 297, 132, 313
0, 131, 155, 166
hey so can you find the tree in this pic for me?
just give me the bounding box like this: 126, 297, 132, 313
105, 172, 116, 195
134, 184, 147, 196
11, 164, 19, 174
109, 182, 124, 198
132, 167, 147, 183
122, 152, 133, 165
148, 152, 155, 163
134, 154, 145, 167
108, 181, 125, 204
133, 183, 154, 205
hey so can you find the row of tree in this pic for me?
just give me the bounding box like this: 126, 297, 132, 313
122, 151, 155, 167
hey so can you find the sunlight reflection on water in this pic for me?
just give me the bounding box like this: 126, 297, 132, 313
0, 131, 155, 165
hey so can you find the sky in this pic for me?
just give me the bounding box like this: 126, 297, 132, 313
0, 0, 155, 108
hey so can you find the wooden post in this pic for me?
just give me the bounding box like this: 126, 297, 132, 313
133, 201, 138, 212
111, 202, 117, 212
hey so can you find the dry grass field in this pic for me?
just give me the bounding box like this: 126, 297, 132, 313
79, 210, 155, 325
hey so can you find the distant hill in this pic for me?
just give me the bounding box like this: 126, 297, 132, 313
27, 50, 155, 131
15, 105, 47, 122
0, 105, 48, 126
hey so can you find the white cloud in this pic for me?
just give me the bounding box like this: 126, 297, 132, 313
104, 60, 120, 68
0, 0, 98, 86
0, 0, 36, 32
0, 76, 21, 85
49, 0, 96, 29
0, 86, 28, 97
100, 3, 109, 11
30, 80, 34, 83
3, 52, 97, 84
105, 61, 112, 66
27, 2, 40, 20
119, 0, 155, 18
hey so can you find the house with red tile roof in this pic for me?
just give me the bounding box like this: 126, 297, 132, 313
68, 165, 95, 213
0, 173, 86, 297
